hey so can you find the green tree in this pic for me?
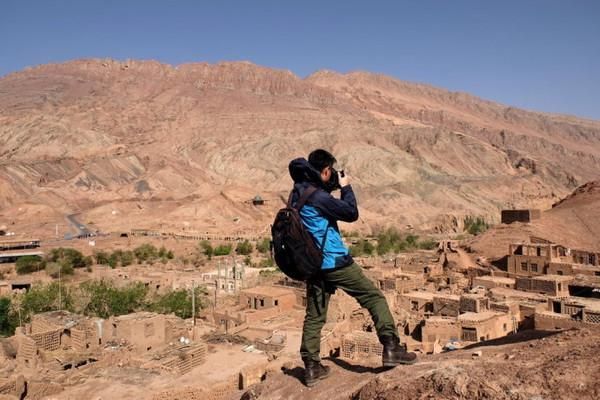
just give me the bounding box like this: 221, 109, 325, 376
350, 239, 375, 257
45, 262, 74, 278
256, 238, 271, 254
79, 280, 148, 318
94, 251, 110, 265
214, 244, 232, 256
235, 240, 253, 256
16, 255, 45, 274
121, 251, 135, 267
199, 240, 213, 259
151, 287, 207, 319
0, 297, 16, 336
258, 258, 274, 268
19, 282, 75, 319
418, 238, 437, 250
464, 216, 489, 235
405, 234, 419, 247
47, 248, 88, 269
134, 243, 158, 263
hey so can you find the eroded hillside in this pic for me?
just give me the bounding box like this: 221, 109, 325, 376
1, 60, 599, 235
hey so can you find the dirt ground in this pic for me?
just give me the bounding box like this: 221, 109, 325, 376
239, 327, 600, 400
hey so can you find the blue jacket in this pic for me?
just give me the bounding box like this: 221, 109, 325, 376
288, 158, 359, 270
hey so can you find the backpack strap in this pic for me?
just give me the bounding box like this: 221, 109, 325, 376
288, 185, 318, 210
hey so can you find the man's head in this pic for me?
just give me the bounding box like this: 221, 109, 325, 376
308, 149, 336, 183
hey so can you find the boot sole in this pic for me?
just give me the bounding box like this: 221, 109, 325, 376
305, 371, 331, 387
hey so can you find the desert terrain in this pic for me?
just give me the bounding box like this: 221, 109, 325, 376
1, 60, 600, 400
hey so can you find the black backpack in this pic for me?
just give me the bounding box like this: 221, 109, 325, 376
271, 186, 327, 281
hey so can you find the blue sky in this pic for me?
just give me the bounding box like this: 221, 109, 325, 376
1, 0, 599, 119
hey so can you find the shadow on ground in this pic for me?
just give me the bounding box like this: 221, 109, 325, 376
463, 329, 563, 350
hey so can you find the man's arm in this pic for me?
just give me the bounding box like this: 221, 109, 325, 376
312, 184, 359, 222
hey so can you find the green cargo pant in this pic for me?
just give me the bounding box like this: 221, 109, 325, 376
300, 263, 399, 362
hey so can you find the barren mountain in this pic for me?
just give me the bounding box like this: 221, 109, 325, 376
1, 59, 599, 236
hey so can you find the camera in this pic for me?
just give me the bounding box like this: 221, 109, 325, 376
325, 167, 344, 192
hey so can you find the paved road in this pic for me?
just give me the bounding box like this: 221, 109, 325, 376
66, 214, 94, 238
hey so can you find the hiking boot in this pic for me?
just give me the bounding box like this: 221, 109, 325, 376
303, 359, 331, 387
381, 335, 417, 367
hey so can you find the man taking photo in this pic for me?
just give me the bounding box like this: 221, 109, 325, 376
287, 149, 417, 387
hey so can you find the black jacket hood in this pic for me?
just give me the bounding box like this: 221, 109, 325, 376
289, 157, 323, 186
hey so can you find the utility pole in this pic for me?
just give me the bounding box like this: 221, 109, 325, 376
191, 280, 196, 326
58, 263, 62, 311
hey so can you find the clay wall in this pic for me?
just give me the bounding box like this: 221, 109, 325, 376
244, 307, 283, 324
341, 331, 383, 360
421, 319, 460, 353
534, 312, 599, 330
460, 313, 514, 342
240, 363, 269, 389
0, 379, 16, 395
459, 295, 488, 313
490, 302, 521, 321
472, 276, 515, 290
515, 276, 571, 297
29, 329, 61, 352
508, 255, 548, 277
103, 314, 170, 352
572, 250, 600, 266
547, 262, 574, 276
239, 291, 296, 311
161, 343, 207, 375
30, 317, 60, 334
70, 328, 87, 352
572, 264, 600, 277
501, 209, 540, 224
17, 333, 37, 367
433, 295, 460, 317
397, 293, 434, 317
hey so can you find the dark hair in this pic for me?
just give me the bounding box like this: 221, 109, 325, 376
308, 149, 336, 172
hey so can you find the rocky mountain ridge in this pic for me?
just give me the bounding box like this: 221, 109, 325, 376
1, 59, 599, 235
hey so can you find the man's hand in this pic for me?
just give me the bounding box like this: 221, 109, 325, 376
339, 171, 350, 187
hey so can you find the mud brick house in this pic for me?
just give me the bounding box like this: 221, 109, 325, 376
515, 275, 572, 297
501, 209, 541, 224
239, 286, 297, 312
472, 276, 516, 290
103, 312, 187, 352
507, 239, 600, 278
536, 297, 600, 329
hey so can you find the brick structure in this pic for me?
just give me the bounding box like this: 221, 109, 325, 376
501, 209, 541, 224
340, 331, 383, 360
240, 362, 269, 389
239, 286, 297, 311
472, 276, 515, 290
458, 311, 516, 342
103, 312, 186, 352
459, 293, 489, 314
544, 297, 600, 324
374, 272, 425, 294
432, 294, 461, 317
507, 240, 600, 278
515, 275, 572, 297
158, 343, 208, 375
421, 317, 461, 353
398, 291, 434, 317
